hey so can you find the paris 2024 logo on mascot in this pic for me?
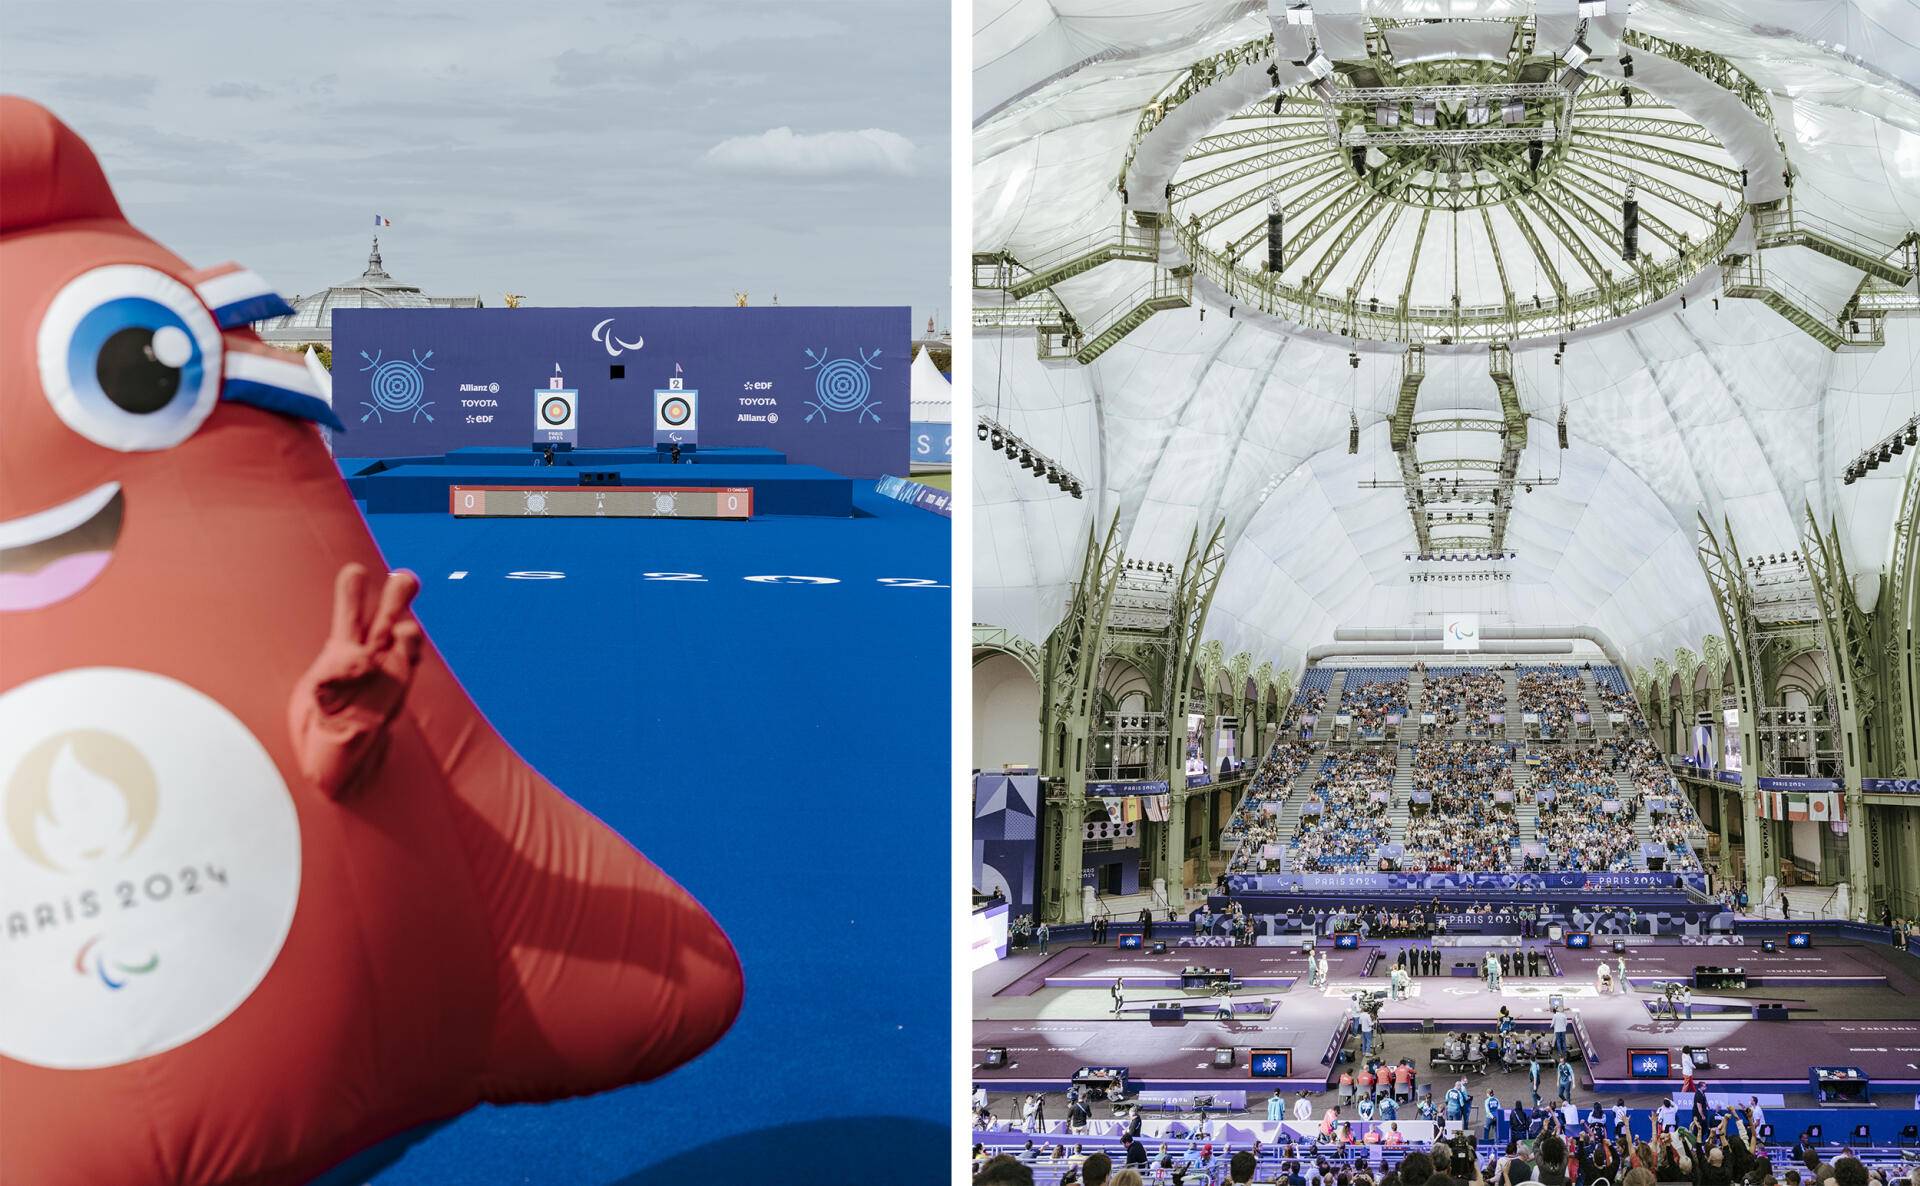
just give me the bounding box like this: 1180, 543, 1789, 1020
0, 96, 741, 1186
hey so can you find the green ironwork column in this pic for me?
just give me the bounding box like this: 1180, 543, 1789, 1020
1698, 520, 1770, 899
1038, 516, 1125, 923
1158, 520, 1228, 905
1803, 512, 1874, 911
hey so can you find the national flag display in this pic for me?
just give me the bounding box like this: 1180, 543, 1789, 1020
1786, 795, 1809, 821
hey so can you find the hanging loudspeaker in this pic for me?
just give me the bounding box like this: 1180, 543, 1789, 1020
1622, 199, 1639, 261
1268, 212, 1285, 273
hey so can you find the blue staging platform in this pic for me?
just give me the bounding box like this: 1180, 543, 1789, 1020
339, 448, 850, 517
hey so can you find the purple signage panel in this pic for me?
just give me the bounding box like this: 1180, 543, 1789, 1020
332, 306, 909, 477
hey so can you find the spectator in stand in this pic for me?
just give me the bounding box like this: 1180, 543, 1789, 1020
976, 1154, 1037, 1186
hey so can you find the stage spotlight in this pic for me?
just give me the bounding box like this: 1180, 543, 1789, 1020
1880, 445, 1894, 464
1004, 441, 1018, 459
1286, 2, 1314, 24
1070, 481, 1084, 499
1560, 66, 1588, 89
1304, 47, 1333, 80
1414, 102, 1436, 127
1563, 35, 1591, 68
1578, 0, 1607, 16
977, 423, 990, 441
1843, 467, 1857, 485
1502, 99, 1525, 124
1906, 424, 1917, 446
990, 429, 1004, 450
1376, 103, 1399, 127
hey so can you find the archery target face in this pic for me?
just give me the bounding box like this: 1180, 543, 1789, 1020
654, 390, 696, 433
535, 390, 577, 432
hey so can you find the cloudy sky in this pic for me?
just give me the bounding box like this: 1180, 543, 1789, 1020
7, 0, 950, 328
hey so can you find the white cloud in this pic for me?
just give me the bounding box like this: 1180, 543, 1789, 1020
702, 126, 915, 176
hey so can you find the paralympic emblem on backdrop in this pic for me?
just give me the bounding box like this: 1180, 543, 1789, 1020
357, 347, 436, 424
590, 318, 643, 357
803, 347, 883, 424
1446, 619, 1477, 644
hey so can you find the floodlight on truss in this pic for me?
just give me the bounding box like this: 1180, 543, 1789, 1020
1286, 2, 1314, 25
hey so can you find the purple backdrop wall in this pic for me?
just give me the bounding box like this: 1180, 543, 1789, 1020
331, 306, 909, 477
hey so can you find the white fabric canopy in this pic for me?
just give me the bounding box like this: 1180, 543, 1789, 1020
973, 0, 1920, 674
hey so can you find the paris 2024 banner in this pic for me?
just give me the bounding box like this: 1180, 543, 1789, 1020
331, 306, 908, 477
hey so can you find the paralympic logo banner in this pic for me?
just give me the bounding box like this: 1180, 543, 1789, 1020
1443, 614, 1480, 651
332, 306, 909, 478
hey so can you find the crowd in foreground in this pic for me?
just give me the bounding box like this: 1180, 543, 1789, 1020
974, 1095, 1920, 1186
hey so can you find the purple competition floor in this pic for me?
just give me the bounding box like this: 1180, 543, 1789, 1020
975, 938, 1920, 1095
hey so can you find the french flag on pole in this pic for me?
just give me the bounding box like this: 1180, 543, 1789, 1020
374, 214, 391, 227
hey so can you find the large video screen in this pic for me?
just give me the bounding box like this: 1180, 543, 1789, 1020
1215, 720, 1237, 774
1629, 1049, 1671, 1078
969, 903, 1009, 971
1186, 712, 1207, 776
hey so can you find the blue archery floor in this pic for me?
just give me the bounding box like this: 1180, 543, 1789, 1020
358, 482, 949, 1186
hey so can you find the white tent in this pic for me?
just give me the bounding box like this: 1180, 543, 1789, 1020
911, 346, 953, 425
973, 0, 1920, 674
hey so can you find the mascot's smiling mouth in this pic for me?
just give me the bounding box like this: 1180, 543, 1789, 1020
0, 482, 124, 612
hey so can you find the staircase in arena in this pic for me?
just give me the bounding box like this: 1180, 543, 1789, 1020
1274, 749, 1326, 871
1502, 668, 1525, 742
1512, 749, 1538, 864
1582, 670, 1613, 740
1001, 224, 1163, 300
1388, 742, 1416, 851
1749, 204, 1915, 286
1312, 671, 1347, 743
1621, 771, 1653, 869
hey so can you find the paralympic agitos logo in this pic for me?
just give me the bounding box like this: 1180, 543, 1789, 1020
3, 729, 228, 991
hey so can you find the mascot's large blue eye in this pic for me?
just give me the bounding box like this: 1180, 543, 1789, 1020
37, 265, 223, 451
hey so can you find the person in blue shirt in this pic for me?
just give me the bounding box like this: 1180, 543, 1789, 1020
1529, 1056, 1542, 1098
1484, 1092, 1503, 1140
1358, 1095, 1375, 1121
1379, 1095, 1398, 1121
1557, 1058, 1575, 1103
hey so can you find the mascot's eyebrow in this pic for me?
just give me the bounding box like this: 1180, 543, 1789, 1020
186, 263, 343, 431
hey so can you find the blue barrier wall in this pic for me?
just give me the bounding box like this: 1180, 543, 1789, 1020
331, 306, 908, 477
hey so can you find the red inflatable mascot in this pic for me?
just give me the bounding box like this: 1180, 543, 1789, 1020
0, 96, 742, 1185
